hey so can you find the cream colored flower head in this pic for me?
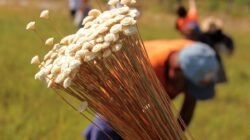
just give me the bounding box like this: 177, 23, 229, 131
45, 38, 54, 46
31, 55, 40, 64
40, 10, 49, 19
78, 101, 88, 113
31, 0, 140, 89
108, 0, 119, 6
26, 21, 36, 30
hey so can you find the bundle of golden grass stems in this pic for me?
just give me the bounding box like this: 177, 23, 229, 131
28, 0, 192, 139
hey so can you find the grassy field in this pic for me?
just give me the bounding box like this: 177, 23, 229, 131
0, 1, 250, 140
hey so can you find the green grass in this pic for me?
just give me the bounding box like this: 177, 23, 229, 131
0, 2, 250, 140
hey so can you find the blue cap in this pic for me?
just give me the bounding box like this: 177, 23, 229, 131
179, 42, 219, 100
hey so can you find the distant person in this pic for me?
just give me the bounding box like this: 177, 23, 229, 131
199, 17, 234, 83
69, 0, 91, 28
201, 17, 234, 56
176, 0, 200, 40
69, 0, 80, 18
84, 40, 220, 139
80, 0, 91, 19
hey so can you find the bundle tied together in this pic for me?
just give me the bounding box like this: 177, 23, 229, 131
31, 0, 190, 139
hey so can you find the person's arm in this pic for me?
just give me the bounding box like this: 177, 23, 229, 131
189, 0, 197, 11
178, 93, 197, 130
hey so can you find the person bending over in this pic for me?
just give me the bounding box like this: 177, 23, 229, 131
84, 40, 220, 140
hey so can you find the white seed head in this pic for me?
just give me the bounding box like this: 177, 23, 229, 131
121, 0, 136, 5
129, 9, 140, 18
90, 24, 99, 29
121, 17, 136, 26
26, 21, 36, 30
34, 72, 40, 80
53, 44, 61, 50
110, 24, 122, 34
104, 19, 116, 27
85, 30, 94, 38
51, 65, 61, 74
84, 21, 93, 29
123, 26, 137, 36
97, 25, 109, 34
50, 53, 58, 59
63, 68, 72, 77
77, 28, 88, 36
96, 36, 104, 43
77, 37, 88, 45
82, 49, 90, 55
61, 62, 69, 71
120, 0, 130, 5
45, 38, 54, 46
99, 11, 113, 20
88, 9, 101, 17
78, 101, 88, 113
118, 6, 130, 14
114, 15, 125, 22
108, 0, 119, 6
75, 50, 86, 59
82, 42, 92, 50
71, 44, 81, 53
63, 78, 72, 88
82, 16, 94, 25
131, 0, 136, 4
54, 57, 64, 66
55, 73, 66, 84
101, 42, 110, 49
58, 49, 65, 56
35, 71, 47, 81
69, 60, 81, 69
103, 49, 112, 58
60, 34, 75, 45
81, 50, 91, 59
65, 49, 75, 57
31, 55, 40, 64
46, 64, 53, 71
104, 33, 116, 42
45, 59, 53, 66
92, 44, 103, 53
35, 71, 44, 80
40, 10, 49, 19
47, 74, 54, 82
87, 32, 99, 41
41, 68, 50, 75
73, 34, 81, 43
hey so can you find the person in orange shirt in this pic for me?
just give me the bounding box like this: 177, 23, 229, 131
176, 0, 200, 40
84, 40, 220, 139
145, 40, 219, 128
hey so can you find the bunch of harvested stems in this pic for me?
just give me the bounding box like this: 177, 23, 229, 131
28, 0, 192, 139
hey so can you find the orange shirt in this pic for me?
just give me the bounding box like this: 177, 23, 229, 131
144, 39, 193, 98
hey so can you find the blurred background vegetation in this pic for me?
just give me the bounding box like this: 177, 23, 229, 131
0, 0, 250, 140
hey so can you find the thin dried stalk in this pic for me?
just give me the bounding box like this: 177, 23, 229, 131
55, 33, 192, 140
